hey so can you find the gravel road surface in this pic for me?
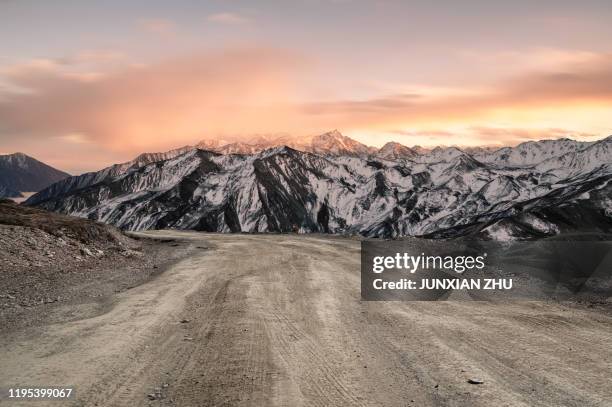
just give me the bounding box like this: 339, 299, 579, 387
1, 231, 611, 406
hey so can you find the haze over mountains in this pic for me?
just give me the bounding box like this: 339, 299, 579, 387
195, 130, 378, 157
23, 130, 612, 240
0, 153, 70, 199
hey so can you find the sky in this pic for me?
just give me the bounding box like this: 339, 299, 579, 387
1, 0, 612, 174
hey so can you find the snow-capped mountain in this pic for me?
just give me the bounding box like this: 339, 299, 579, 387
0, 153, 70, 198
473, 138, 594, 166
196, 130, 376, 156
25, 133, 612, 240
306, 130, 377, 156
377, 142, 418, 160
535, 136, 612, 177
416, 146, 466, 163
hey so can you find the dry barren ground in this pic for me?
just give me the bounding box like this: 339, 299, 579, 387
1, 231, 612, 407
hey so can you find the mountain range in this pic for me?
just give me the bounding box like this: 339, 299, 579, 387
24, 131, 612, 240
0, 153, 70, 199
194, 130, 377, 157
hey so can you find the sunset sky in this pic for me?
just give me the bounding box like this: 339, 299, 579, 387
1, 0, 612, 173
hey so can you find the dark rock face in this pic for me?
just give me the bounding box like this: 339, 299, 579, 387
25, 136, 612, 240
0, 153, 70, 197
0, 186, 21, 198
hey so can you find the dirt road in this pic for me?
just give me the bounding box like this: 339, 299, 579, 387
1, 231, 611, 406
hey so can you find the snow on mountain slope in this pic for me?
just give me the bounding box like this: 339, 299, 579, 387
26, 132, 612, 240
411, 146, 432, 155
25, 146, 192, 205
215, 142, 263, 155
417, 146, 466, 163
307, 130, 377, 156
195, 138, 230, 150
194, 130, 376, 157
475, 138, 593, 166
478, 175, 612, 240
463, 146, 499, 155
535, 136, 612, 178
377, 142, 418, 160
128, 146, 194, 168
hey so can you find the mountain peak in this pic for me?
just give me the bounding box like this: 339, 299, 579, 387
196, 138, 230, 150
377, 141, 417, 159
312, 130, 349, 144
310, 130, 373, 156
316, 129, 343, 138
0, 153, 70, 198
193, 130, 372, 156
411, 145, 432, 155
1, 152, 40, 168
1, 151, 29, 162
25, 131, 612, 240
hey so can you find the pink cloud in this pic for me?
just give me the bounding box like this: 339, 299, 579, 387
207, 12, 250, 24
138, 18, 177, 35
0, 48, 310, 155
1, 48, 612, 172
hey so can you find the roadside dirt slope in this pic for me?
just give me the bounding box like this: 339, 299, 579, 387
0, 200, 187, 331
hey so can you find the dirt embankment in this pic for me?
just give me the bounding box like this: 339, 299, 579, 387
0, 200, 190, 332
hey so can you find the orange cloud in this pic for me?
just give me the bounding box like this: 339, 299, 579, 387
0, 48, 310, 156
302, 53, 612, 137
1, 48, 611, 172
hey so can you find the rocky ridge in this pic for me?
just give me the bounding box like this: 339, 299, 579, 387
24, 132, 612, 241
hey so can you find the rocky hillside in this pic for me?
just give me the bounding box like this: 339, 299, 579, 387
0, 198, 128, 244
0, 199, 186, 330
25, 133, 612, 240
